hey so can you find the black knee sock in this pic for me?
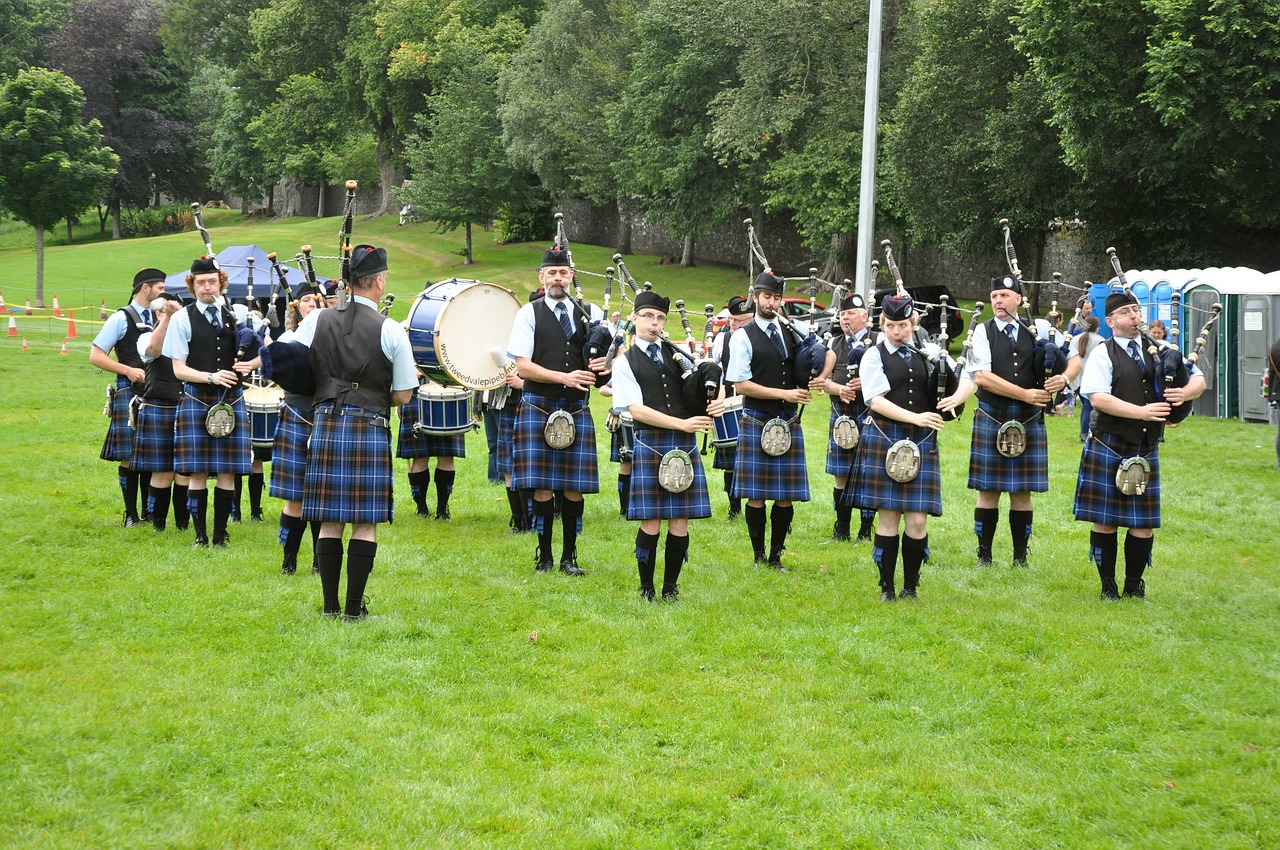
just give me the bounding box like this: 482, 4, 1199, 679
231, 475, 243, 519
345, 539, 377, 617
745, 504, 767, 559
309, 521, 321, 568
172, 484, 189, 528
561, 497, 584, 561
248, 472, 264, 515
138, 470, 152, 517
506, 487, 523, 527
974, 507, 999, 559
409, 470, 430, 511
148, 485, 171, 530
213, 487, 234, 541
1123, 533, 1154, 593
434, 469, 455, 514
663, 532, 689, 596
1090, 529, 1119, 594
725, 472, 740, 511
121, 466, 139, 518
189, 488, 208, 539
532, 498, 555, 562
858, 509, 876, 538
635, 529, 659, 595
618, 473, 631, 516
768, 504, 794, 560
280, 513, 306, 556
316, 537, 344, 614
834, 486, 853, 530
1009, 509, 1032, 562
901, 534, 929, 591
873, 533, 900, 594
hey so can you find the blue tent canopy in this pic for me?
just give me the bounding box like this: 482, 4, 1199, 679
164, 244, 332, 302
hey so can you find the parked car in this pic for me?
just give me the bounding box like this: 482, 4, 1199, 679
871, 284, 963, 343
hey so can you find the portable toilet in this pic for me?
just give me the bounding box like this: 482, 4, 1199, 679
1237, 271, 1280, 423
1182, 267, 1266, 420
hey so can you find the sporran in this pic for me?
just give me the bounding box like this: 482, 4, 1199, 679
832, 415, 859, 450
658, 449, 695, 493
544, 409, 576, 449
760, 417, 792, 457
1115, 456, 1151, 496
996, 420, 1027, 458
605, 409, 621, 433
205, 403, 237, 438
886, 438, 922, 483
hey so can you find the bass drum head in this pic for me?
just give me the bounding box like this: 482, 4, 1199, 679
407, 279, 521, 390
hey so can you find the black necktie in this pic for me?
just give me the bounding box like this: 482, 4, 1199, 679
142, 309, 152, 326
1127, 339, 1145, 373
767, 323, 786, 358
900, 347, 912, 364
556, 303, 572, 339
205, 305, 220, 328
1004, 323, 1017, 343
648, 342, 662, 364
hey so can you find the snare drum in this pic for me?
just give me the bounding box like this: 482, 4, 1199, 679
413, 385, 475, 435
407, 279, 521, 390
712, 396, 744, 447
243, 384, 284, 448
619, 411, 635, 461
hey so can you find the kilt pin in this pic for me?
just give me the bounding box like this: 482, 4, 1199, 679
846, 414, 943, 516
626, 427, 711, 521
1073, 431, 1161, 529
967, 400, 1049, 492
731, 411, 810, 502
396, 401, 467, 458
512, 391, 600, 494
303, 402, 394, 524
99, 377, 137, 462
173, 385, 252, 475
268, 402, 313, 502
128, 400, 178, 471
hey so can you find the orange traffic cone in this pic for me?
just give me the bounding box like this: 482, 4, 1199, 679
24, 298, 32, 315
66, 311, 77, 339
0, 290, 6, 310
6, 316, 15, 337
21, 337, 28, 351
100, 299, 108, 319
60, 338, 68, 355
53, 294, 62, 318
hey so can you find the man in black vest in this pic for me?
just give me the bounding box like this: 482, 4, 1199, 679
506, 248, 608, 576
164, 258, 254, 547
710, 295, 753, 520
90, 268, 166, 526
132, 291, 191, 533
1073, 290, 1204, 600
822, 292, 877, 543
966, 275, 1067, 567
295, 245, 418, 619
725, 271, 831, 570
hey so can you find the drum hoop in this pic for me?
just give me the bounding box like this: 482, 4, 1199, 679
1115, 455, 1151, 496
411, 280, 519, 391
886, 438, 922, 483
658, 449, 695, 493
996, 419, 1028, 458
544, 409, 576, 449
205, 403, 237, 438
760, 417, 792, 457
832, 414, 859, 450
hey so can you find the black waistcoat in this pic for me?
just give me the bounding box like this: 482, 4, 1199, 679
879, 342, 935, 414
829, 333, 869, 415
976, 319, 1037, 408
524, 299, 588, 402
717, 329, 737, 398
1095, 337, 1160, 444
310, 303, 395, 415
184, 303, 237, 373
743, 320, 796, 417
142, 355, 182, 403
626, 341, 693, 419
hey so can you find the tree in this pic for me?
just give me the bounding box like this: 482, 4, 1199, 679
191, 63, 282, 212
0, 0, 73, 79
0, 68, 117, 305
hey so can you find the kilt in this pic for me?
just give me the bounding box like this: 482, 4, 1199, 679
497, 405, 518, 476
268, 402, 312, 502
173, 386, 253, 475
99, 379, 136, 462
967, 401, 1049, 493
626, 427, 711, 521
1073, 431, 1161, 529
846, 415, 942, 516
512, 392, 599, 494
711, 443, 737, 471
128, 400, 178, 472
731, 411, 810, 502
824, 400, 864, 477
396, 403, 467, 459
303, 402, 394, 524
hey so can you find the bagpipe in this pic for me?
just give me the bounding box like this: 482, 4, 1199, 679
1000, 218, 1066, 393
1106, 246, 1220, 424
882, 238, 966, 420
742, 218, 831, 384
189, 201, 269, 376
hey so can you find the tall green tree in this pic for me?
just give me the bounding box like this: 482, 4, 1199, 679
0, 0, 73, 79
0, 68, 117, 304
246, 73, 343, 216
191, 63, 281, 212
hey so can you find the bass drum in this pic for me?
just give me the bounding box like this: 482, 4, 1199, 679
407, 279, 521, 390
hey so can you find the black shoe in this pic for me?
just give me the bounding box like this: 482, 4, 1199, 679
124, 513, 142, 528
1012, 557, 1029, 569
640, 586, 656, 602
140, 508, 152, 522
559, 555, 585, 577
342, 599, 370, 621
152, 519, 166, 533
194, 533, 209, 548
435, 509, 452, 521
899, 587, 917, 599
976, 550, 993, 568
766, 555, 788, 573
535, 556, 553, 573
311, 556, 320, 575
752, 551, 766, 568
415, 502, 429, 517
212, 531, 230, 548
1123, 579, 1146, 600
831, 530, 851, 543
175, 519, 189, 532
250, 511, 264, 523
1100, 579, 1121, 601
661, 585, 679, 602
229, 511, 241, 525
879, 590, 897, 602
726, 508, 741, 522
281, 553, 297, 575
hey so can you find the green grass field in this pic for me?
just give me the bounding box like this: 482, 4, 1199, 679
1, 220, 1277, 848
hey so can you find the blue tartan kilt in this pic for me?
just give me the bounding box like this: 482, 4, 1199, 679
711, 443, 737, 471
1073, 432, 1161, 528
396, 403, 467, 458
99, 380, 136, 462
512, 392, 599, 494
128, 399, 177, 472
268, 402, 312, 502
967, 401, 1049, 492
626, 427, 712, 521
173, 386, 253, 475
731, 411, 810, 502
847, 415, 942, 516
824, 402, 862, 477
303, 402, 394, 524
497, 405, 518, 476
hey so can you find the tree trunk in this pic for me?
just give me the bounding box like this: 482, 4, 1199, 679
98, 204, 108, 233
267, 184, 276, 216
821, 231, 856, 285
66, 218, 74, 244
35, 227, 45, 307
316, 185, 325, 219
614, 195, 633, 255
368, 125, 401, 220
111, 202, 122, 240
463, 222, 473, 265
680, 235, 695, 267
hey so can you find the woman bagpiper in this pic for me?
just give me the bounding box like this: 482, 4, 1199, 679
848, 292, 974, 601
